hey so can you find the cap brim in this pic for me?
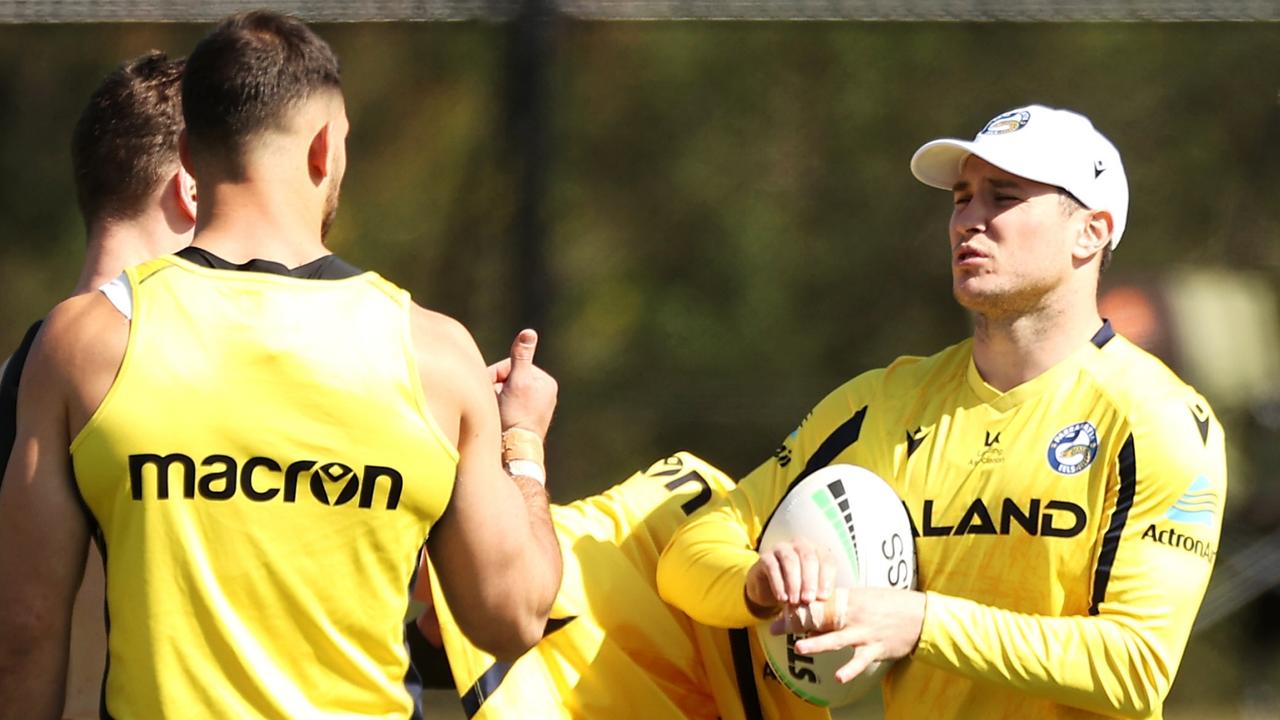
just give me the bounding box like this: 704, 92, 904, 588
910, 139, 977, 190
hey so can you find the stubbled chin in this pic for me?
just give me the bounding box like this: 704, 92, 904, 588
953, 276, 1001, 312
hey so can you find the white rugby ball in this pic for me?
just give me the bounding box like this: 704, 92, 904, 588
754, 464, 916, 708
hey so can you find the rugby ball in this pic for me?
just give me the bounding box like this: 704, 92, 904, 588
754, 464, 916, 708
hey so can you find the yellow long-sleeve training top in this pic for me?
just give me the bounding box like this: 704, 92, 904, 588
658, 324, 1226, 719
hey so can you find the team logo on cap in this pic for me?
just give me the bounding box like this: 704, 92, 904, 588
980, 109, 1031, 136
1046, 422, 1098, 475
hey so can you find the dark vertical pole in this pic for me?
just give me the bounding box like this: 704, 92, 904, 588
506, 0, 555, 333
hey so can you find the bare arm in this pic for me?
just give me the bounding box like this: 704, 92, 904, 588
0, 308, 97, 719
413, 312, 561, 660
484, 328, 560, 589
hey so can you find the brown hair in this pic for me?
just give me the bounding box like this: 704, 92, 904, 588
70, 51, 185, 228
183, 10, 341, 177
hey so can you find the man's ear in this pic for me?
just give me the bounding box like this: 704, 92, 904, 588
178, 129, 195, 176
307, 121, 334, 185
1073, 209, 1113, 262
174, 164, 197, 223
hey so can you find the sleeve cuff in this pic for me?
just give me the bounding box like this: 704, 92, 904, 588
719, 558, 764, 628
916, 590, 961, 661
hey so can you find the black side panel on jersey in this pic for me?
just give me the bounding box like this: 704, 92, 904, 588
728, 628, 765, 720
98, 533, 113, 720
459, 661, 511, 719
754, 404, 869, 552
175, 246, 363, 280
457, 616, 577, 718
1090, 434, 1136, 615
0, 319, 45, 484
401, 622, 427, 720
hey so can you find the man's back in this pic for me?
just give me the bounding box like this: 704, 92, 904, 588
74, 254, 457, 718
0, 14, 559, 718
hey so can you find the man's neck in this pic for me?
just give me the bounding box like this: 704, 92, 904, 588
970, 290, 1103, 393
191, 183, 329, 269
74, 221, 188, 296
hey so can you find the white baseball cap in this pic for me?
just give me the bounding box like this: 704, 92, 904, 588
910, 104, 1129, 249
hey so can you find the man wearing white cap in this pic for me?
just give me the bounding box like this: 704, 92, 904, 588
658, 105, 1227, 718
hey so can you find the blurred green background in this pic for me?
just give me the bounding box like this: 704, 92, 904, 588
1, 18, 1277, 718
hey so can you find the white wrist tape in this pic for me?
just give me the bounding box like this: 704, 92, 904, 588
506, 459, 546, 487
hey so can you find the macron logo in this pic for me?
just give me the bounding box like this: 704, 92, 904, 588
1094, 160, 1106, 178
1165, 475, 1218, 527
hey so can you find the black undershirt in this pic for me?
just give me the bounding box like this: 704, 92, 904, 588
0, 319, 44, 477
175, 246, 363, 280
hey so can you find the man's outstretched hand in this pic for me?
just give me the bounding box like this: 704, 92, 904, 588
488, 329, 557, 439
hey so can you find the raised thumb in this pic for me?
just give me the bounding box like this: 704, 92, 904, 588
509, 328, 538, 368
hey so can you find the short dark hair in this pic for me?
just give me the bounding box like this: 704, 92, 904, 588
183, 10, 341, 176
70, 51, 185, 228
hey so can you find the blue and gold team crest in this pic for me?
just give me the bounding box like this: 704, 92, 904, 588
1046, 422, 1099, 475
981, 109, 1031, 135
1165, 475, 1219, 526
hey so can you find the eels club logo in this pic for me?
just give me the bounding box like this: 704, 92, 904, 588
981, 109, 1031, 135
1046, 422, 1099, 475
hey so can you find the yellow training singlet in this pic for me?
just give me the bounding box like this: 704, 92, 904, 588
659, 323, 1227, 719
429, 452, 830, 720
71, 254, 458, 719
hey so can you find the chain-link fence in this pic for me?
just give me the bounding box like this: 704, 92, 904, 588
0, 0, 1277, 22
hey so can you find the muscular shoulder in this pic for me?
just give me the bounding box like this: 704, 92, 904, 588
803, 340, 970, 430
1081, 336, 1226, 516
1090, 336, 1218, 439
880, 339, 971, 394
408, 306, 486, 374
13, 294, 128, 436
407, 305, 490, 440
32, 293, 128, 380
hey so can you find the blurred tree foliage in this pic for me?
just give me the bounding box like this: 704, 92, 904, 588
0, 20, 1277, 712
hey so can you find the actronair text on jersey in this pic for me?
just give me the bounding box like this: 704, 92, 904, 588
128, 453, 404, 510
